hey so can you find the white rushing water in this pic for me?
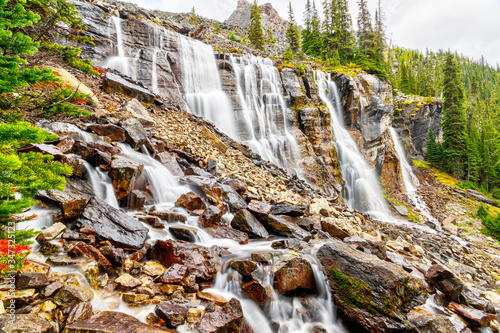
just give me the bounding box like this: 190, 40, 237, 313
230, 55, 301, 172
389, 127, 440, 227
105, 16, 130, 76
315, 71, 392, 220
82, 161, 119, 208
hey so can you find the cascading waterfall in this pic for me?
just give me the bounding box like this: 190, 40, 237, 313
105, 16, 130, 76
82, 161, 119, 208
178, 35, 237, 139
389, 127, 440, 227
315, 71, 392, 220
230, 55, 301, 172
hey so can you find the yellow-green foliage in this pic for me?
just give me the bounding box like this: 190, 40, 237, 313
413, 159, 460, 188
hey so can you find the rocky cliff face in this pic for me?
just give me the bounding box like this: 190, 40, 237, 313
225, 0, 289, 43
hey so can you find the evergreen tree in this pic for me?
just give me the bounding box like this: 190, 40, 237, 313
190, 7, 198, 26
286, 2, 301, 53
357, 0, 375, 58
426, 127, 439, 165
337, 0, 354, 62
301, 0, 312, 53
441, 52, 468, 176
249, 0, 265, 50
301, 0, 321, 57
374, 0, 386, 61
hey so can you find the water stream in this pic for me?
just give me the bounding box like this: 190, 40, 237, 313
314, 71, 392, 221
389, 127, 440, 228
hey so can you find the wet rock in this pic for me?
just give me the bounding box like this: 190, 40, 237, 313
122, 293, 151, 303
0, 288, 35, 308
103, 72, 157, 103
66, 301, 93, 325
150, 240, 222, 281
120, 118, 148, 150
224, 179, 247, 195
54, 284, 94, 307
231, 209, 269, 239
108, 155, 144, 201
202, 186, 224, 206
36, 222, 66, 244
271, 239, 304, 251
295, 215, 322, 232
62, 230, 95, 244
199, 205, 223, 227
394, 205, 409, 217
321, 218, 351, 240
71, 141, 112, 168
247, 200, 272, 220
160, 264, 188, 284
87, 123, 126, 142
79, 260, 100, 289
99, 245, 126, 267
67, 242, 114, 273
169, 226, 198, 242
129, 190, 146, 209
64, 311, 172, 332
221, 184, 248, 211
262, 215, 309, 239
46, 256, 84, 267
344, 236, 387, 260
273, 256, 316, 294
207, 226, 249, 245
229, 259, 258, 277
442, 217, 459, 235
155, 300, 190, 327
15, 272, 49, 289
271, 204, 306, 217
149, 209, 187, 222
88, 141, 120, 156
44, 280, 63, 297
18, 143, 65, 159
61, 154, 86, 177
317, 240, 428, 333
251, 251, 274, 264
448, 302, 491, 327
0, 313, 56, 333
156, 152, 184, 176
143, 262, 166, 277
184, 166, 213, 178
56, 137, 76, 153
197, 298, 253, 333
40, 240, 65, 256
37, 178, 93, 219
407, 308, 456, 333
175, 192, 207, 212
425, 264, 465, 302
115, 274, 142, 289
242, 279, 274, 306
76, 197, 148, 249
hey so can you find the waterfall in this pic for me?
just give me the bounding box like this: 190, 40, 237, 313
178, 35, 237, 139
230, 55, 301, 172
315, 71, 392, 220
105, 16, 130, 76
389, 127, 440, 227
83, 161, 119, 208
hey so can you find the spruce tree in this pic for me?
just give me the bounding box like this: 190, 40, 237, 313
426, 127, 439, 165
249, 0, 265, 51
337, 0, 354, 62
374, 0, 386, 62
301, 0, 312, 53
286, 2, 301, 53
305, 1, 322, 57
441, 52, 468, 176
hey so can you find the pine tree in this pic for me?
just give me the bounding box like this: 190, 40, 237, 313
249, 0, 265, 50
426, 127, 439, 165
190, 7, 198, 26
286, 2, 301, 54
303, 0, 321, 57
357, 0, 374, 57
337, 0, 354, 62
301, 0, 312, 53
374, 0, 386, 62
441, 53, 468, 176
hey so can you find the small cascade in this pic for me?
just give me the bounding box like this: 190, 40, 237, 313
105, 16, 130, 76
230, 55, 301, 172
389, 127, 440, 227
82, 161, 119, 208
178, 35, 237, 139
315, 71, 392, 220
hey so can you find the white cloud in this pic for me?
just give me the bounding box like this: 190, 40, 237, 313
128, 0, 500, 65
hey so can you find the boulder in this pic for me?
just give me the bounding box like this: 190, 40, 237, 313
150, 240, 222, 281
169, 226, 198, 242
119, 118, 148, 150
207, 226, 249, 245
36, 222, 66, 244
247, 200, 272, 220
271, 204, 306, 217
0, 313, 56, 333
18, 143, 65, 159
115, 274, 142, 289
407, 308, 456, 333
262, 215, 309, 239
71, 141, 112, 169
64, 311, 172, 332
199, 205, 223, 227
99, 245, 126, 267
76, 197, 148, 249
129, 190, 146, 209
66, 301, 94, 325
37, 178, 93, 219
155, 300, 190, 327
273, 256, 316, 294
87, 123, 126, 142
317, 240, 428, 333
108, 155, 144, 201
149, 209, 187, 222
229, 259, 258, 277
56, 137, 76, 153
175, 192, 207, 212
156, 152, 184, 177
321, 218, 352, 240
53, 284, 94, 307
120, 99, 156, 126
241, 279, 274, 306
231, 209, 269, 239
103, 72, 157, 103
448, 302, 491, 327
425, 264, 465, 302
219, 184, 247, 211
160, 264, 188, 284
197, 298, 253, 333
394, 205, 409, 217
49, 67, 100, 105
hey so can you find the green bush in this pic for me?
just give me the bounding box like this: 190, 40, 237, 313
477, 205, 500, 242
42, 42, 100, 75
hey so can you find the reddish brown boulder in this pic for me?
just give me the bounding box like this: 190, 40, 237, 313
160, 264, 189, 284
155, 300, 190, 327
87, 123, 126, 142
273, 256, 316, 295
64, 311, 172, 332
231, 209, 269, 239
197, 298, 253, 333
242, 280, 274, 306
175, 192, 207, 212
108, 155, 144, 201
199, 205, 223, 227
207, 226, 249, 245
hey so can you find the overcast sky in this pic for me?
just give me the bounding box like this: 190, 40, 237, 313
129, 0, 500, 66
